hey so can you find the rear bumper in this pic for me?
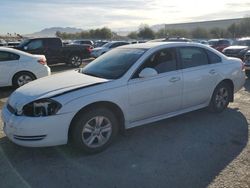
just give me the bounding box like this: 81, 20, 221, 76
35, 66, 51, 79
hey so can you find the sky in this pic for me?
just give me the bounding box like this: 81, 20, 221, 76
0, 0, 250, 34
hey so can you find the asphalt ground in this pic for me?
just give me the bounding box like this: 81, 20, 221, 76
0, 65, 249, 188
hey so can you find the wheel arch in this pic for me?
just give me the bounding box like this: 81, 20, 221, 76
215, 79, 234, 102
68, 101, 125, 141
12, 71, 37, 86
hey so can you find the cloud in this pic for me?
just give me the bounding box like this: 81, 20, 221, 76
0, 0, 250, 34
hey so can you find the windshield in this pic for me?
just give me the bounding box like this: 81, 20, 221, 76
233, 40, 250, 46
208, 40, 219, 46
17, 39, 31, 48
82, 48, 146, 79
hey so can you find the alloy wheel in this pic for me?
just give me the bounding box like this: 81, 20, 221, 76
82, 116, 112, 148
215, 87, 229, 109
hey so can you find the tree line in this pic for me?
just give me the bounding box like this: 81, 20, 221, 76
55, 17, 250, 40
128, 17, 250, 40
56, 27, 113, 40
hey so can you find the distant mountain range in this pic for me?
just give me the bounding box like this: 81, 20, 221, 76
24, 18, 244, 38
24, 27, 83, 37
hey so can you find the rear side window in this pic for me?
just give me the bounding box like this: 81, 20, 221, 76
206, 50, 222, 64
47, 38, 61, 48
0, 51, 20, 62
179, 47, 209, 69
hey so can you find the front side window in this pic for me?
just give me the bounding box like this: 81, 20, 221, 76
27, 40, 43, 50
0, 51, 20, 62
179, 47, 209, 69
82, 48, 146, 79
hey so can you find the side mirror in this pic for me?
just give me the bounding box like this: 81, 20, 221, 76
24, 46, 28, 50
139, 68, 158, 78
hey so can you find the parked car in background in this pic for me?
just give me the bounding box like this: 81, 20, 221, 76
72, 40, 94, 46
148, 37, 192, 43
90, 41, 129, 58
2, 42, 245, 153
0, 39, 7, 46
15, 37, 91, 67
244, 50, 250, 78
7, 41, 20, 47
93, 40, 108, 48
222, 37, 250, 60
130, 40, 147, 44
192, 39, 209, 45
208, 39, 231, 52
0, 47, 50, 87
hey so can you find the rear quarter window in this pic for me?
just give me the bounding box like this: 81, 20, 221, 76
0, 51, 20, 61
206, 50, 222, 64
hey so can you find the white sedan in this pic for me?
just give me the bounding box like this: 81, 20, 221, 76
0, 47, 51, 87
2, 42, 245, 153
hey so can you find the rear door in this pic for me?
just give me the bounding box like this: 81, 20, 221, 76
44, 38, 62, 63
0, 51, 20, 86
178, 46, 220, 109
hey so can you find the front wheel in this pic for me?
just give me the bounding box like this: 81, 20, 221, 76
208, 83, 232, 113
69, 55, 82, 67
71, 108, 118, 153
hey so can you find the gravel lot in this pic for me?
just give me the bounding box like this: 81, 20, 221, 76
0, 65, 249, 188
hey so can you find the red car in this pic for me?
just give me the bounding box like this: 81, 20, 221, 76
208, 39, 231, 52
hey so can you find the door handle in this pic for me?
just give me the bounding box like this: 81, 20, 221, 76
169, 77, 180, 83
209, 69, 216, 75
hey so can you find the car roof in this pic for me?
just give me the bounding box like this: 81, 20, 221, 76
118, 42, 208, 50
0, 47, 32, 56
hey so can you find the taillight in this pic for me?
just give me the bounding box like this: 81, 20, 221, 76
87, 46, 93, 53
38, 58, 47, 65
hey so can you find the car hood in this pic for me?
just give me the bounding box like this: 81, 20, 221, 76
92, 47, 107, 51
224, 45, 248, 50
8, 70, 109, 110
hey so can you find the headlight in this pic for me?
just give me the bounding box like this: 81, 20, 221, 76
22, 99, 62, 117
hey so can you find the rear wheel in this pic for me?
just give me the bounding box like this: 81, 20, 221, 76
13, 72, 36, 87
71, 108, 118, 153
208, 82, 232, 113
69, 55, 82, 67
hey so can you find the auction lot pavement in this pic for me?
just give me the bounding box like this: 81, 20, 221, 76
0, 65, 249, 188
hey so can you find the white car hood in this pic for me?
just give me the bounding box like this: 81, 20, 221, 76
8, 70, 108, 109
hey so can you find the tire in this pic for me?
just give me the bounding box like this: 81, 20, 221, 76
208, 82, 232, 113
71, 108, 118, 154
246, 70, 250, 79
13, 72, 36, 87
68, 54, 82, 67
